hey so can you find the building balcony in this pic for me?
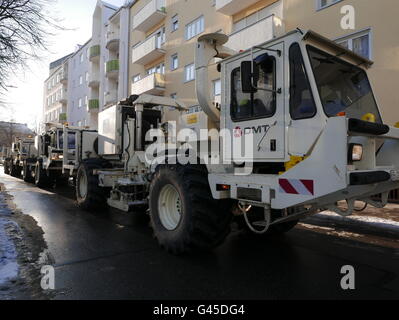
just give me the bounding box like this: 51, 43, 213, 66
106, 32, 120, 52
59, 113, 67, 122
88, 99, 99, 112
60, 71, 68, 84
89, 45, 101, 62
58, 89, 68, 104
88, 73, 100, 88
132, 35, 165, 65
216, 0, 261, 15
105, 93, 118, 107
132, 0, 166, 32
106, 60, 119, 79
131, 73, 165, 96
225, 15, 284, 52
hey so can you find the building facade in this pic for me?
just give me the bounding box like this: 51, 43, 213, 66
43, 54, 72, 125
88, 0, 131, 129
67, 40, 92, 128
44, 0, 399, 131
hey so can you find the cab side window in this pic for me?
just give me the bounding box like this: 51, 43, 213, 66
231, 55, 276, 121
289, 43, 317, 120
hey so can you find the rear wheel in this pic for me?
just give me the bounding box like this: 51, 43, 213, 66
76, 159, 111, 211
149, 165, 232, 255
23, 161, 34, 183
34, 162, 50, 188
10, 163, 20, 177
3, 160, 11, 175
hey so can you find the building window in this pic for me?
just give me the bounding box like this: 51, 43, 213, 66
316, 0, 342, 10
79, 75, 83, 85
155, 27, 166, 48
147, 63, 165, 75
185, 16, 204, 40
133, 74, 141, 83
184, 63, 195, 82
171, 15, 179, 32
77, 121, 82, 127
171, 54, 178, 70
213, 79, 221, 96
336, 30, 371, 59
85, 72, 89, 82
78, 98, 82, 108
85, 96, 88, 106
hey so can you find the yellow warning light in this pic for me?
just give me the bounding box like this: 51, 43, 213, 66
395, 122, 399, 128
362, 113, 376, 123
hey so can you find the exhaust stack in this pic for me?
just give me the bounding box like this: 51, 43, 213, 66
195, 33, 236, 126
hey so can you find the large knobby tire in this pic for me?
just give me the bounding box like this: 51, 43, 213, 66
10, 163, 21, 177
149, 165, 232, 255
76, 159, 110, 211
23, 161, 34, 183
34, 162, 50, 188
3, 160, 11, 175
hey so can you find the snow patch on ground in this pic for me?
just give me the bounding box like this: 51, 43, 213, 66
320, 211, 399, 228
0, 218, 19, 285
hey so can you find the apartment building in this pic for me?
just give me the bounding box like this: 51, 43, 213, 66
43, 54, 72, 125
44, 0, 399, 132
42, 0, 132, 130
128, 0, 285, 123
88, 0, 131, 128
67, 40, 92, 128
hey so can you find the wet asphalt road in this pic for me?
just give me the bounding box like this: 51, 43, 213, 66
1, 169, 399, 300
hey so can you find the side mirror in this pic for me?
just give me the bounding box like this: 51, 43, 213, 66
241, 61, 259, 93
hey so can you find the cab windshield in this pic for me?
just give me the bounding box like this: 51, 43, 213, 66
307, 46, 382, 123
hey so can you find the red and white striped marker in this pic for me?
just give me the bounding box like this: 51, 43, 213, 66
279, 179, 314, 196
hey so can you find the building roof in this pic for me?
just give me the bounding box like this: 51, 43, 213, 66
49, 53, 73, 71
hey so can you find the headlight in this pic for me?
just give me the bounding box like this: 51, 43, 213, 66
349, 144, 363, 162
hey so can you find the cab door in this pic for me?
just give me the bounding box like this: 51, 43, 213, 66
224, 42, 285, 162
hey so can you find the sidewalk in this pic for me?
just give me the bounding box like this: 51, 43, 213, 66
305, 203, 399, 239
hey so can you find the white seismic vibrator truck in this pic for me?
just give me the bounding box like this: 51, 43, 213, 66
72, 29, 399, 254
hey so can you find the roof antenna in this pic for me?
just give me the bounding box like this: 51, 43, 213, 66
296, 27, 304, 35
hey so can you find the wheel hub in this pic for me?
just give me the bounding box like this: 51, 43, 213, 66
79, 171, 88, 199
158, 184, 182, 231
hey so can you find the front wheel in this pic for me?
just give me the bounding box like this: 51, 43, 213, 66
23, 161, 34, 183
149, 165, 232, 255
34, 162, 50, 188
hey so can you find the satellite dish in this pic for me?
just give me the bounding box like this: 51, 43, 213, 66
198, 33, 229, 46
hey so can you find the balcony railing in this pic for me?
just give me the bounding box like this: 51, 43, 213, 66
226, 15, 284, 52
132, 35, 165, 65
106, 32, 120, 51
106, 60, 119, 79
132, 0, 166, 32
88, 73, 100, 88
216, 0, 261, 15
59, 113, 67, 122
88, 99, 99, 111
89, 45, 101, 61
131, 73, 165, 96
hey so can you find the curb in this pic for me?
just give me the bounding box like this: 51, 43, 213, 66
304, 213, 399, 240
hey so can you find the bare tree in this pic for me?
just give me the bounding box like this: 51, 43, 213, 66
0, 0, 63, 99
